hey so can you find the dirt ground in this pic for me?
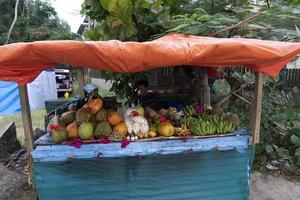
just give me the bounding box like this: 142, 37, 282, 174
250, 172, 300, 200
1, 159, 299, 200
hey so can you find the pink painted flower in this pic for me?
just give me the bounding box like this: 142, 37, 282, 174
159, 117, 171, 123
194, 105, 204, 113
182, 135, 188, 142
49, 123, 59, 131
121, 138, 130, 148
131, 111, 139, 117
97, 138, 112, 144
68, 138, 83, 148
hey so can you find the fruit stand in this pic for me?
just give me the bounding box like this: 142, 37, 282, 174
0, 34, 300, 200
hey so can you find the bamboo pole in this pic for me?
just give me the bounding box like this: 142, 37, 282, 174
18, 84, 34, 186
77, 68, 85, 99
250, 73, 264, 144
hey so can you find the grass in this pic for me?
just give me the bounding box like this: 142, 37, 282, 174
0, 78, 115, 147
0, 109, 46, 146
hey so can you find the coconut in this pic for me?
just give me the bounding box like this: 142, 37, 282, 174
52, 128, 67, 143
96, 109, 108, 122
47, 116, 66, 134
66, 123, 79, 139
61, 111, 76, 125
78, 122, 94, 140
76, 108, 93, 123
95, 121, 112, 138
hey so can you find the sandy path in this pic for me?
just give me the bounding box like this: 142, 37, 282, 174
250, 172, 300, 200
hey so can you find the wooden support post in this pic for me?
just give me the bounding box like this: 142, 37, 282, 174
250, 73, 264, 144
18, 84, 34, 186
77, 68, 85, 99
18, 84, 34, 152
203, 69, 211, 106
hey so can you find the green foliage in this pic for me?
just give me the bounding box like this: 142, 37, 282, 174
213, 69, 300, 175
290, 133, 300, 166
100, 71, 146, 102
0, 0, 78, 44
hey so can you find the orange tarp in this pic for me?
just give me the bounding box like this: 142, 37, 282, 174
0, 34, 299, 84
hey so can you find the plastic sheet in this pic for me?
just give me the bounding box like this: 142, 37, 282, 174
1, 34, 299, 84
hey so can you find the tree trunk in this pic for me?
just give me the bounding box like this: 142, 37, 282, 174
5, 0, 20, 44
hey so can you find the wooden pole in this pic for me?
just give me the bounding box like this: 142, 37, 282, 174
250, 73, 264, 144
203, 69, 211, 106
18, 84, 34, 151
18, 84, 34, 186
77, 68, 85, 99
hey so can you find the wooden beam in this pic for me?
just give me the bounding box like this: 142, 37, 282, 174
250, 73, 264, 144
18, 84, 34, 152
77, 68, 85, 99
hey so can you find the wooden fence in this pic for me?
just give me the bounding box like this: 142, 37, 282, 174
282, 69, 300, 90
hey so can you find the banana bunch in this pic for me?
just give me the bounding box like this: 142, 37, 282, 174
183, 105, 196, 117
181, 114, 236, 136
174, 124, 191, 136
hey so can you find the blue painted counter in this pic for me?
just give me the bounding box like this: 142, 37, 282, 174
32, 129, 252, 200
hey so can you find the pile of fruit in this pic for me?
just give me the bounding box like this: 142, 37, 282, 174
180, 105, 240, 136
47, 98, 240, 144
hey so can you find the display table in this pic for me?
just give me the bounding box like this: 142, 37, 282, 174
32, 129, 252, 200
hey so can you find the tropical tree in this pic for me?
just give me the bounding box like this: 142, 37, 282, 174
0, 0, 78, 45
80, 0, 300, 103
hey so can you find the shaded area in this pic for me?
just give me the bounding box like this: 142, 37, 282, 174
34, 150, 250, 200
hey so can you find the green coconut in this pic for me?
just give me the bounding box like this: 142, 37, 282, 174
61, 111, 76, 125
96, 109, 108, 122
94, 121, 112, 138
47, 116, 66, 134
52, 128, 67, 143
78, 122, 94, 140
76, 108, 93, 123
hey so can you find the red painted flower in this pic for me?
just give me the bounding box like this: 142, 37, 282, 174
159, 117, 171, 123
194, 105, 204, 113
68, 138, 83, 148
89, 136, 95, 141
121, 138, 130, 148
49, 123, 59, 131
182, 135, 188, 142
131, 111, 139, 117
97, 138, 112, 144
208, 69, 223, 77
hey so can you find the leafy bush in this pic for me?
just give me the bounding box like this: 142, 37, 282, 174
214, 69, 300, 175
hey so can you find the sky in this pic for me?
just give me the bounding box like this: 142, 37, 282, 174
48, 0, 85, 33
